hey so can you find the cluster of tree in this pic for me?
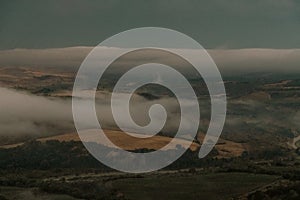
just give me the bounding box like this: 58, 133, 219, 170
0, 140, 105, 170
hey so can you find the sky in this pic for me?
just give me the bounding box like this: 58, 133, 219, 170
1, 0, 300, 50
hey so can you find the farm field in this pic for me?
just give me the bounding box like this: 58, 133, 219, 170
111, 172, 278, 200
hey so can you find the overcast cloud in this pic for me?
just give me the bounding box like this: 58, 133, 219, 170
1, 0, 300, 49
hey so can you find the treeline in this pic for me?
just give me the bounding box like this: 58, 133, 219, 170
0, 140, 299, 180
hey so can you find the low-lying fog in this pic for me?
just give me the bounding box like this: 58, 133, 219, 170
0, 87, 201, 143
0, 86, 299, 145
1, 47, 300, 75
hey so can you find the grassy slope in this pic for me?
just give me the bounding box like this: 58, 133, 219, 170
1, 130, 247, 158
